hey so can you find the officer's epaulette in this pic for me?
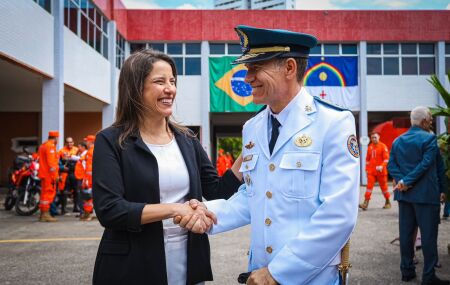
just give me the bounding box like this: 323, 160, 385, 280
313, 96, 348, 111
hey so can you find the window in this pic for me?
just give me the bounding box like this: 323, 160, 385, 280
64, 0, 109, 59
228, 44, 241, 55
33, 0, 51, 14
367, 44, 381, 55
130, 43, 146, 53
367, 58, 381, 75
367, 43, 435, 75
383, 58, 399, 75
401, 58, 417, 75
310, 45, 321, 55
210, 43, 225, 54
323, 44, 339, 55
149, 43, 164, 52
186, 43, 201, 55
308, 43, 357, 56
116, 33, 126, 69
130, 43, 202, 75
419, 58, 435, 75
185, 58, 201, 75
167, 43, 182, 55
342, 44, 357, 55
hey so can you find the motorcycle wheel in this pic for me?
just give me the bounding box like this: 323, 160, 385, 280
3, 189, 16, 211
15, 189, 40, 216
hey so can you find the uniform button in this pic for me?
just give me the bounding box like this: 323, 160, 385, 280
269, 163, 276, 171
296, 161, 302, 168
265, 218, 272, 226
266, 246, 273, 254
266, 191, 272, 199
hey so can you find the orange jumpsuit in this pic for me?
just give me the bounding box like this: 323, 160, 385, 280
38, 140, 59, 212
58, 146, 79, 191
365, 141, 390, 200
74, 151, 87, 181
216, 154, 228, 176
83, 146, 94, 213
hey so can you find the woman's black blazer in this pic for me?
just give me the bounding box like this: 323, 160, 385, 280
92, 126, 241, 285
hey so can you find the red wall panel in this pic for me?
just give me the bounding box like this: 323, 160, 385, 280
124, 10, 450, 42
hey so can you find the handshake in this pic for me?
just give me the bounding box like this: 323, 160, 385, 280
173, 199, 216, 234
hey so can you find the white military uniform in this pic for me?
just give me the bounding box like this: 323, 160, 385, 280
206, 88, 360, 285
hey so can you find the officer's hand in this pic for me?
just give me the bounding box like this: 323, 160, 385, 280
246, 267, 277, 285
376, 166, 383, 172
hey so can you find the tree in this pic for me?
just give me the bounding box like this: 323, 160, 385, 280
429, 73, 450, 180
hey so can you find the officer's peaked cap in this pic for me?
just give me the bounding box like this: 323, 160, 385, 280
232, 25, 317, 65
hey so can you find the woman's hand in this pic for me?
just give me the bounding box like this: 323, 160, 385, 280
173, 199, 217, 233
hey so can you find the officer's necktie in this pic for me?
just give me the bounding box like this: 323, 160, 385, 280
269, 115, 280, 155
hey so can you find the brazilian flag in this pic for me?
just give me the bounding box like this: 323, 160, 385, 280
209, 56, 261, 112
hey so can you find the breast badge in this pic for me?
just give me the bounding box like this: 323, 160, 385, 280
294, 134, 313, 147
245, 141, 255, 149
347, 135, 360, 158
243, 155, 253, 162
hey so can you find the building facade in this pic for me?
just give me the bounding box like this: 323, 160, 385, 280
214, 0, 295, 10
0, 0, 449, 185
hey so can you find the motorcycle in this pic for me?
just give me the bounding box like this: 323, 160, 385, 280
4, 153, 31, 211
10, 154, 41, 216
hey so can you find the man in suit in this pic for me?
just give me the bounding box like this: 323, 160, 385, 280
388, 106, 448, 285
177, 25, 360, 285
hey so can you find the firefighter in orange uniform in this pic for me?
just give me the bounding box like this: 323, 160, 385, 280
216, 149, 228, 176
80, 135, 95, 221
360, 132, 391, 210
57, 137, 79, 214
38, 131, 59, 222
74, 141, 88, 215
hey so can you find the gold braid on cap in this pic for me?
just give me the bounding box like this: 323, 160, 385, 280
248, 46, 290, 54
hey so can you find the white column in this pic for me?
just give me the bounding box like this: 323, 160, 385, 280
200, 41, 211, 156
42, 0, 64, 145
436, 41, 446, 134
102, 21, 117, 129
359, 41, 368, 185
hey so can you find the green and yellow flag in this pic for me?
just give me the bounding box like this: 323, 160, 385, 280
209, 56, 261, 112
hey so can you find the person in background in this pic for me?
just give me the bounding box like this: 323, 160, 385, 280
388, 106, 448, 285
57, 137, 79, 214
80, 135, 95, 221
38, 131, 60, 222
360, 132, 391, 210
74, 141, 88, 217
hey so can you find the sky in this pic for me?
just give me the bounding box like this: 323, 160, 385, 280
121, 0, 450, 10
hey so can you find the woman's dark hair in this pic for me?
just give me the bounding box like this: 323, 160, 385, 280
112, 49, 191, 147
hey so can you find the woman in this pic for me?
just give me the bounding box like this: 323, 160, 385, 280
92, 49, 242, 285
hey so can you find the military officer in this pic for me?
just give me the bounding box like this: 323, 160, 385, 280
176, 25, 360, 285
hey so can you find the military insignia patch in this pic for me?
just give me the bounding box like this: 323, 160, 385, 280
245, 141, 255, 149
347, 135, 360, 158
305, 105, 312, 112
243, 154, 253, 162
294, 134, 313, 147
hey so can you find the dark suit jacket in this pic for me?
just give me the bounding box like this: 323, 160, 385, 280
92, 126, 241, 285
388, 126, 446, 205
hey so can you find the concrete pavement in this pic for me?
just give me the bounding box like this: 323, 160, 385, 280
0, 186, 449, 284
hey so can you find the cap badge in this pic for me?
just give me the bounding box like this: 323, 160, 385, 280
236, 28, 249, 53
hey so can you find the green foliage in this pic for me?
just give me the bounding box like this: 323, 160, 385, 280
217, 137, 242, 160
429, 73, 450, 186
